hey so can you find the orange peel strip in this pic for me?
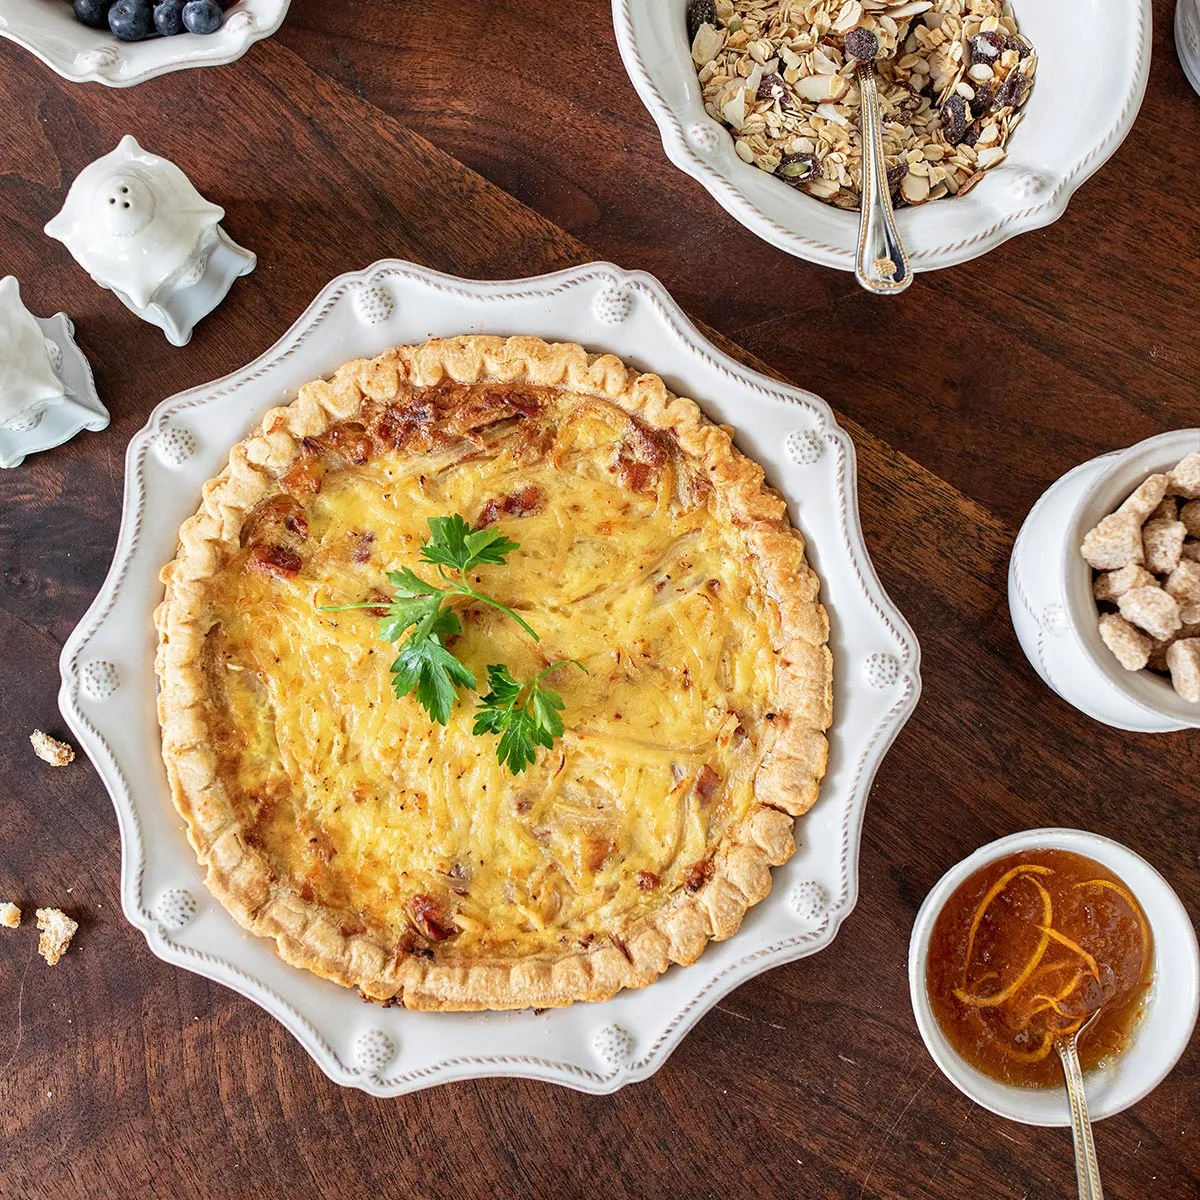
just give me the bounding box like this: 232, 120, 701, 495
1038, 926, 1100, 980
1027, 989, 1086, 1018
959, 864, 1054, 989
955, 877, 1054, 1008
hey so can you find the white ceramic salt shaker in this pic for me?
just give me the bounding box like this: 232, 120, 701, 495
1009, 429, 1200, 733
0, 276, 108, 470
44, 135, 256, 347
1178, 1, 1200, 97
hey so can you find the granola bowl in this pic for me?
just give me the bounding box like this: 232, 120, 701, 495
0, 0, 290, 87
613, 0, 1151, 272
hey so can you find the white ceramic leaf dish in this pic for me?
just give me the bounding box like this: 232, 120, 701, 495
58, 260, 920, 1096
0, 0, 289, 86
612, 0, 1152, 272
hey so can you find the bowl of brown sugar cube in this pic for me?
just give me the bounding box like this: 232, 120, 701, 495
1073, 434, 1200, 725
1009, 430, 1200, 732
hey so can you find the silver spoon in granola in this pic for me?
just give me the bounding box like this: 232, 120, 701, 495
844, 28, 912, 296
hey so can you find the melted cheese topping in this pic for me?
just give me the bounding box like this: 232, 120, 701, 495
205, 389, 782, 962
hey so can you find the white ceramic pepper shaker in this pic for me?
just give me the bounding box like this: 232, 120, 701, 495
44, 135, 256, 347
0, 276, 108, 469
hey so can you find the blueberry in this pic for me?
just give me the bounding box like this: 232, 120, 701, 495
108, 0, 154, 40
182, 0, 223, 34
73, 0, 114, 28
154, 0, 186, 35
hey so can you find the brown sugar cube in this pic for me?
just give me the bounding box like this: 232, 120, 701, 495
1182, 604, 1200, 625
1143, 519, 1187, 575
35, 908, 78, 966
1117, 473, 1169, 521
1166, 638, 1200, 702
1094, 564, 1158, 603
1081, 512, 1145, 570
1166, 560, 1200, 606
1168, 452, 1200, 499
1098, 613, 1153, 671
1148, 639, 1171, 672
1148, 622, 1200, 671
1181, 501, 1200, 537
1183, 541, 1200, 563
0, 902, 20, 929
1118, 585, 1182, 641
1149, 497, 1179, 522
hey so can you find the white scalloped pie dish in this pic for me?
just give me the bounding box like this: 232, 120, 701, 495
613, 0, 1151, 272
58, 260, 920, 1095
0, 0, 289, 86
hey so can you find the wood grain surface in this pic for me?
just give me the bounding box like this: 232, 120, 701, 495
0, 3, 1197, 1198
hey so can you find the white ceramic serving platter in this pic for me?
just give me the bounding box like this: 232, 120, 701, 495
59, 260, 920, 1096
613, 0, 1152, 272
0, 0, 289, 86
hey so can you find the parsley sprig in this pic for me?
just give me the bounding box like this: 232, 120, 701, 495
322, 515, 583, 771
474, 661, 586, 775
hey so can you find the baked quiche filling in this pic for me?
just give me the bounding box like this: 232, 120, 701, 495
156, 338, 831, 1009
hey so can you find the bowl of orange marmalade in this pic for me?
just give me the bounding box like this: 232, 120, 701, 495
909, 829, 1199, 1125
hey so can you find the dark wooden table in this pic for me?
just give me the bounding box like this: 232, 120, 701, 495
1, 3, 1197, 1197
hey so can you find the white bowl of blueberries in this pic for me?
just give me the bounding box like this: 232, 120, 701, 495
0, 0, 290, 86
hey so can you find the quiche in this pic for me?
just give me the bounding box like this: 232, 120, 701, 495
155, 336, 832, 1010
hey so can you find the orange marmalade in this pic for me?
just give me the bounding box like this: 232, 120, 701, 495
926, 849, 1154, 1088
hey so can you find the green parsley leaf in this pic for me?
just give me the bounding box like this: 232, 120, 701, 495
321, 513, 545, 726
376, 568, 447, 643
473, 661, 585, 774
391, 633, 476, 725
420, 514, 519, 572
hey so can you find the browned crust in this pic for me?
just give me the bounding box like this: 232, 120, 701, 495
154, 336, 832, 1010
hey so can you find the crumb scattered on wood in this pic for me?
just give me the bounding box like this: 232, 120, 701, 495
0, 902, 20, 929
35, 908, 77, 965
30, 730, 74, 767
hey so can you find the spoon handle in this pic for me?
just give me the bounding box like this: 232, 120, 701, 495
1056, 1036, 1105, 1200
854, 61, 912, 295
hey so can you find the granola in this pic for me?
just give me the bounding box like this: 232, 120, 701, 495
689, 0, 1036, 210
1083, 452, 1200, 702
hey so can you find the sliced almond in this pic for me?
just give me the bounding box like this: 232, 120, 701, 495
792, 73, 851, 102
692, 23, 724, 68
900, 171, 931, 204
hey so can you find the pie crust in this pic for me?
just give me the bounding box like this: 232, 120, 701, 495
155, 336, 831, 1010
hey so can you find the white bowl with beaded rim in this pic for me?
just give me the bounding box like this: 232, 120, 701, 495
0, 0, 290, 86
612, 0, 1152, 272
1009, 429, 1200, 733
909, 828, 1200, 1126
58, 258, 920, 1095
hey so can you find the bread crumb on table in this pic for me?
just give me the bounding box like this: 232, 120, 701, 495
35, 907, 78, 966
0, 902, 21, 929
30, 730, 75, 767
